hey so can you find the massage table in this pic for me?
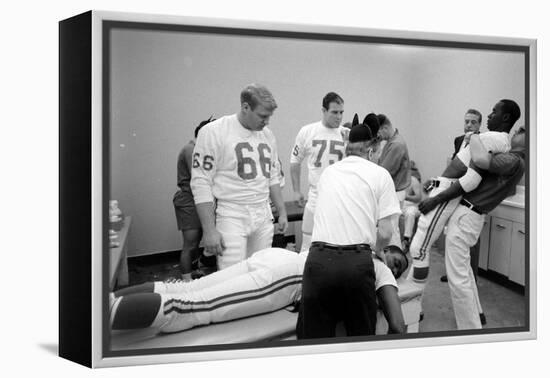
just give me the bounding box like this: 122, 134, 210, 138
110, 278, 423, 351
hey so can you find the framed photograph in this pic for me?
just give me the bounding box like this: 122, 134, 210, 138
59, 10, 536, 368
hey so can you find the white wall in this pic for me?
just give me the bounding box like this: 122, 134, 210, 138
407, 47, 525, 181
110, 29, 525, 256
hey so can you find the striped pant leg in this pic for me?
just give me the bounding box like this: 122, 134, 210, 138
160, 250, 303, 333
409, 189, 461, 281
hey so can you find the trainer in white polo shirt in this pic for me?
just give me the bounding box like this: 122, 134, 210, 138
298, 120, 402, 339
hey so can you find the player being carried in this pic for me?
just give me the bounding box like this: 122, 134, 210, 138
409, 99, 521, 282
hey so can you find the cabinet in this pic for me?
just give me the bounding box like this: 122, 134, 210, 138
509, 223, 525, 285
488, 217, 513, 275
478, 197, 525, 286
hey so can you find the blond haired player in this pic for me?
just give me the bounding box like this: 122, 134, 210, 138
191, 84, 288, 270
290, 92, 346, 253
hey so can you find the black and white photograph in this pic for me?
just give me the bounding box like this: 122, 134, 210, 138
61, 9, 536, 364
5, 0, 549, 377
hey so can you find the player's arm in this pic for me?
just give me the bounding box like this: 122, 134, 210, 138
378, 143, 404, 177
290, 130, 306, 207
377, 285, 406, 334
290, 162, 304, 206
375, 171, 402, 260
267, 136, 288, 233
375, 216, 393, 257
190, 126, 224, 256
418, 181, 465, 215
270, 183, 288, 233
405, 176, 422, 203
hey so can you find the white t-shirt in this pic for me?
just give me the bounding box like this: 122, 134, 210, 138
290, 121, 346, 191
311, 156, 402, 245
191, 114, 281, 205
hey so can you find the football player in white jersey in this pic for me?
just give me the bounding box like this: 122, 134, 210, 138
290, 92, 346, 253
191, 84, 288, 270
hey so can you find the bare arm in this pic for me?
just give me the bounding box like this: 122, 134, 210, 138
290, 162, 306, 207
269, 184, 288, 233
377, 285, 406, 334
195, 202, 224, 256
418, 181, 466, 214
405, 176, 422, 203
375, 215, 394, 261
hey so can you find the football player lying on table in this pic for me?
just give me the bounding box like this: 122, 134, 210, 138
110, 245, 409, 334
408, 99, 520, 282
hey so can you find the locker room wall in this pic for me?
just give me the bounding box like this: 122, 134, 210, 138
109, 28, 525, 257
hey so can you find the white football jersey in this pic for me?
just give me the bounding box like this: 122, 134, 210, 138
312, 156, 402, 245
290, 121, 346, 189
456, 131, 510, 166
191, 114, 281, 205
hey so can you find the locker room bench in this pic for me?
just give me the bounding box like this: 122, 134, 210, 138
110, 278, 423, 351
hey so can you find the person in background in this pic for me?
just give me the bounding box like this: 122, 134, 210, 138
401, 160, 423, 253
173, 116, 214, 280
442, 108, 482, 282
452, 109, 483, 159
377, 114, 411, 249
191, 84, 288, 270
290, 92, 345, 254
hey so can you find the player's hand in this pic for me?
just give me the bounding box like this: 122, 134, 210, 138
203, 229, 225, 256
422, 179, 434, 193
294, 191, 306, 207
463, 131, 475, 145
418, 197, 441, 215
276, 213, 288, 234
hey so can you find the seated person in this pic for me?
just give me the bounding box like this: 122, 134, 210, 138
110, 246, 409, 335
409, 100, 517, 282
402, 160, 423, 252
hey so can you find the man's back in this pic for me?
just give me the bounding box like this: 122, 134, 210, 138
312, 156, 400, 245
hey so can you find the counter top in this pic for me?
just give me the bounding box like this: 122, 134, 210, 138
501, 185, 525, 209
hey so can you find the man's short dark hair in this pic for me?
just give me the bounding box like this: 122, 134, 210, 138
385, 245, 409, 278
465, 109, 482, 123
322, 92, 344, 110
195, 116, 215, 138
377, 113, 391, 127
500, 99, 521, 126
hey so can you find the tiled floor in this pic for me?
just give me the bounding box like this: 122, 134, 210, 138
419, 246, 526, 332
